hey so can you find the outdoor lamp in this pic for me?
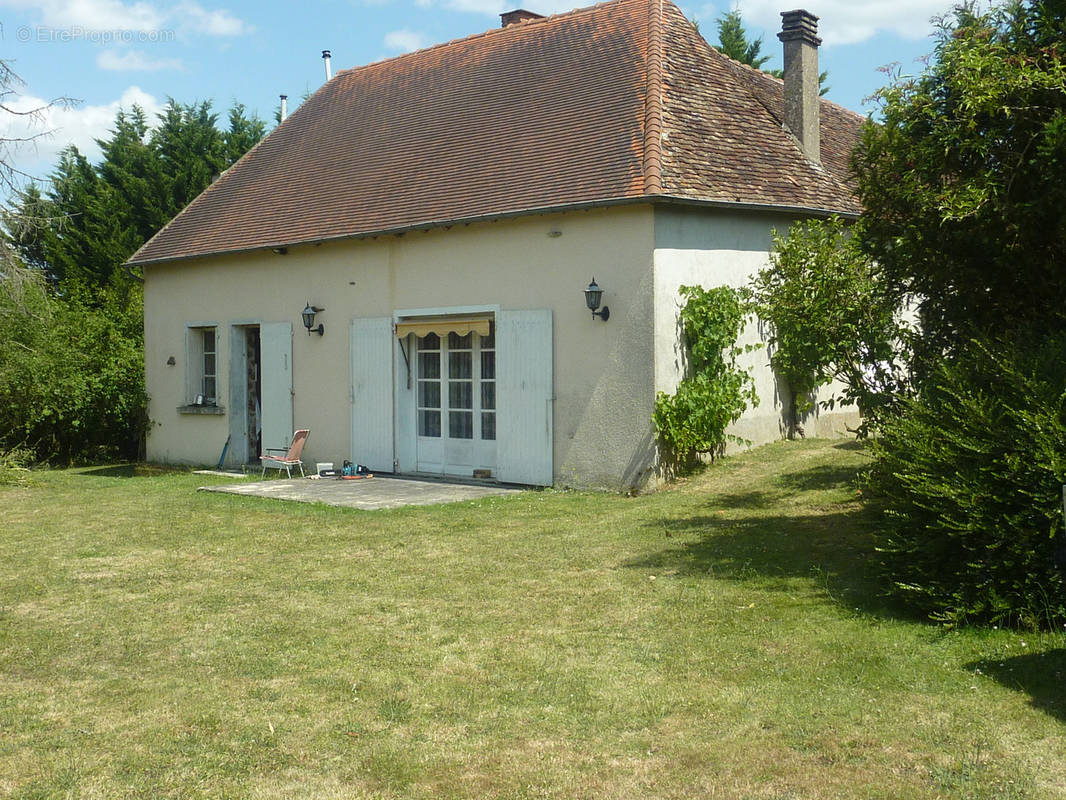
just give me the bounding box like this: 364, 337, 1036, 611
584, 278, 610, 321
302, 303, 324, 336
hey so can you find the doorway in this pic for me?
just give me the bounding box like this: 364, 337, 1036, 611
244, 327, 261, 462
228, 324, 261, 465
415, 329, 497, 477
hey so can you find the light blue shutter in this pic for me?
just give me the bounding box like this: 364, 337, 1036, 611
260, 322, 293, 453
351, 317, 395, 472
496, 309, 553, 485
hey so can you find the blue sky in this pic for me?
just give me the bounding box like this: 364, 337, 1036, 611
1, 0, 956, 185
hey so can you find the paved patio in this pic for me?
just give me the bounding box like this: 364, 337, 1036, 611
198, 474, 524, 510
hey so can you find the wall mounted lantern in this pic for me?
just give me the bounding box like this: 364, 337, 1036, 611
302, 303, 325, 336
584, 278, 610, 321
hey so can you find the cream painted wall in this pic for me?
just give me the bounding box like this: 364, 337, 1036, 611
652, 206, 859, 451
144, 205, 657, 489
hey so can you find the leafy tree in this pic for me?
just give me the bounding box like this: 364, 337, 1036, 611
852, 0, 1066, 375
0, 77, 266, 463
748, 217, 908, 436
0, 257, 147, 462
853, 1, 1066, 628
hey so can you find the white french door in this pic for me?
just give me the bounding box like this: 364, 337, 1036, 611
415, 330, 496, 476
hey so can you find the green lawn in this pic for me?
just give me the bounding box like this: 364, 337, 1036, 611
2, 440, 1064, 799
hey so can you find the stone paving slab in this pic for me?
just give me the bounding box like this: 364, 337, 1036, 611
199, 474, 523, 510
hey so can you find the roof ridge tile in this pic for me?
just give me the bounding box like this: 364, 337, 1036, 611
643, 0, 664, 194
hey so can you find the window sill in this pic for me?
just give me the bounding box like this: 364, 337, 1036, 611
178, 404, 225, 416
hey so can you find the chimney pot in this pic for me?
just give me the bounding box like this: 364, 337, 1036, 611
280, 94, 288, 121
778, 9, 821, 164
500, 9, 545, 27
322, 49, 333, 81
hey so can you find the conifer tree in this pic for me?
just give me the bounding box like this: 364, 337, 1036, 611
715, 8, 770, 69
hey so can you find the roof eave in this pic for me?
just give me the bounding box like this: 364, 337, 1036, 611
127, 194, 860, 268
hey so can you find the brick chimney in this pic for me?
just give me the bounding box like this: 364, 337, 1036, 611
777, 9, 821, 164
500, 9, 544, 27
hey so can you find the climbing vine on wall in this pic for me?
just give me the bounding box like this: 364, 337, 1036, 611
653, 285, 758, 467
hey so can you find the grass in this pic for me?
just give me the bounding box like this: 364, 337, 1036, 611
1, 439, 1064, 799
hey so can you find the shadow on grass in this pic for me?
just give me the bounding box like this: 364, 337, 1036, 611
630, 442, 911, 620
831, 439, 866, 452
632, 504, 883, 608
967, 649, 1066, 723
774, 462, 860, 493
78, 464, 186, 478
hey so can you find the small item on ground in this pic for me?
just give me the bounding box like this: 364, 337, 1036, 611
340, 461, 373, 478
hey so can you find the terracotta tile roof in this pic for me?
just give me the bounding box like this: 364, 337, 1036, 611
129, 0, 866, 266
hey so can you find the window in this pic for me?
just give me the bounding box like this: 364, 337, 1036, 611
448, 332, 473, 439
201, 328, 216, 403
416, 327, 495, 440
187, 325, 218, 406
417, 333, 442, 436
480, 329, 495, 441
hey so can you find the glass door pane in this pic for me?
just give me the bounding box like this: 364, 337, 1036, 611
417, 334, 441, 437
447, 332, 473, 439
479, 330, 495, 441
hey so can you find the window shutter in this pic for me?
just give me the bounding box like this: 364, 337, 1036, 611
260, 322, 293, 453
496, 309, 553, 485
351, 317, 395, 472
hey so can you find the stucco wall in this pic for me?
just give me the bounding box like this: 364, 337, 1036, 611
144, 205, 657, 489
652, 205, 859, 450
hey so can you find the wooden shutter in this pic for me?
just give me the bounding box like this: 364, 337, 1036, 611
351, 317, 395, 472
496, 309, 553, 485
260, 322, 293, 453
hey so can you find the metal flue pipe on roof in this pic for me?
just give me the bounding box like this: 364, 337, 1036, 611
280, 94, 288, 121
322, 49, 332, 81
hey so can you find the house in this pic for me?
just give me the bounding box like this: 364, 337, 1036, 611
128, 0, 865, 490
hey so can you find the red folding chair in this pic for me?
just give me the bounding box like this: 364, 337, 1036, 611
260, 429, 309, 478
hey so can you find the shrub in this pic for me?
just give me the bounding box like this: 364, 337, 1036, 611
747, 217, 909, 436
653, 285, 757, 467
0, 446, 33, 486
864, 334, 1066, 629
0, 264, 147, 462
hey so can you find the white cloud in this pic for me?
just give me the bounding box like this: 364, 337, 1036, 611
97, 48, 184, 70
384, 29, 429, 53
0, 0, 249, 37
0, 86, 164, 181
734, 0, 955, 46
0, 0, 164, 31
175, 1, 250, 36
